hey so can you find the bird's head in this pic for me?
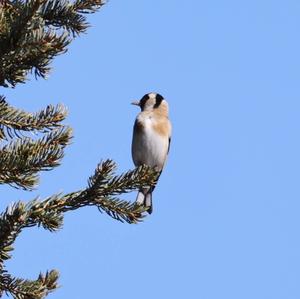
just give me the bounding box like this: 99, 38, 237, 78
131, 92, 168, 113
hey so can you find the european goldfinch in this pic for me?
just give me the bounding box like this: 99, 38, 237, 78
131, 92, 172, 214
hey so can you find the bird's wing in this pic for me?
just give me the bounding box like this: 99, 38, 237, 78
167, 137, 171, 154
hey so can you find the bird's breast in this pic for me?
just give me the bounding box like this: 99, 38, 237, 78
132, 116, 169, 169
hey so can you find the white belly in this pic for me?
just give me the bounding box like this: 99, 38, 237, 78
132, 119, 169, 170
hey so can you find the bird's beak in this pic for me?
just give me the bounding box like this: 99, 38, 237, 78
131, 100, 140, 106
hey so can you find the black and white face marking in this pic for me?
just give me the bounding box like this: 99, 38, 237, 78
139, 94, 150, 110
154, 93, 164, 108
138, 93, 164, 111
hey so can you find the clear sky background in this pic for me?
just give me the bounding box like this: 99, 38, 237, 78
2, 0, 300, 298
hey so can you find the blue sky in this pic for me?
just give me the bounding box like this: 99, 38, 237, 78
2, 0, 300, 298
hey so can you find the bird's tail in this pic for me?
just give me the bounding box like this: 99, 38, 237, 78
135, 169, 162, 214
135, 188, 153, 214
145, 192, 152, 214
135, 190, 146, 205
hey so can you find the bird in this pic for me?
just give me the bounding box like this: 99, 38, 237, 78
131, 92, 172, 214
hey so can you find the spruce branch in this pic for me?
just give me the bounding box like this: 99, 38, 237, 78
0, 269, 59, 299
29, 161, 159, 225
0, 26, 71, 86
73, 0, 106, 13
0, 161, 158, 267
0, 161, 156, 298
0, 96, 68, 140
0, 0, 106, 87
0, 0, 41, 52
41, 0, 106, 35
0, 200, 64, 267
0, 127, 72, 190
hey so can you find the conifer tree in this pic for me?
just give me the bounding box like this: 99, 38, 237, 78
0, 1, 157, 298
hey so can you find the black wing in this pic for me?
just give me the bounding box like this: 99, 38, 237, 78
167, 137, 171, 154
